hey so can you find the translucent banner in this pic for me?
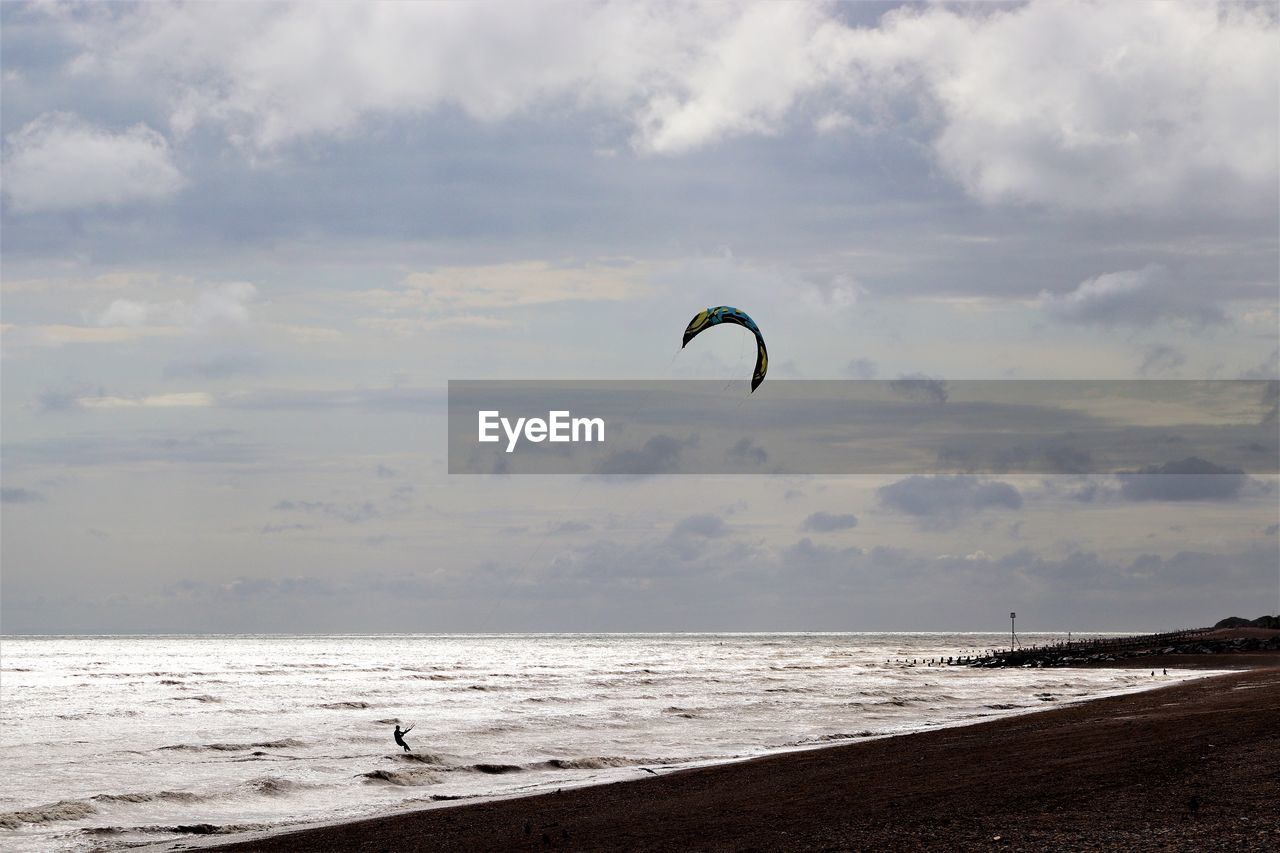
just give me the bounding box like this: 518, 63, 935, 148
447, 380, 1278, 477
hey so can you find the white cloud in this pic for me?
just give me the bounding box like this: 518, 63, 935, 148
96, 282, 259, 331
872, 0, 1279, 210
631, 2, 841, 154
1039, 265, 1226, 327
2, 112, 185, 213
345, 260, 641, 331
4, 324, 184, 348
78, 392, 214, 410
47, 1, 1274, 213
400, 261, 639, 310
270, 323, 344, 345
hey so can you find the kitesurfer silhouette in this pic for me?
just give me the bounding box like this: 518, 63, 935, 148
394, 724, 414, 752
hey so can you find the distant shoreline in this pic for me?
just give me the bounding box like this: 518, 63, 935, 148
189, 654, 1279, 852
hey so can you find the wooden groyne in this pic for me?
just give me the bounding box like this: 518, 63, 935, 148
951, 628, 1219, 668
882, 627, 1279, 669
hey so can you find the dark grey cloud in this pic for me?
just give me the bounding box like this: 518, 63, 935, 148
548, 520, 592, 535
661, 513, 731, 561
845, 358, 878, 379
1138, 344, 1185, 377
35, 382, 102, 413
670, 513, 728, 539
271, 482, 415, 525
1261, 380, 1279, 426
1117, 457, 1248, 502
2, 429, 257, 466
726, 437, 767, 466
801, 511, 858, 533
593, 434, 691, 479
274, 499, 382, 524
1, 486, 44, 503
937, 439, 1095, 476
260, 522, 314, 534
174, 575, 337, 600
878, 475, 1023, 529
163, 353, 263, 380
1240, 349, 1280, 382
889, 375, 948, 404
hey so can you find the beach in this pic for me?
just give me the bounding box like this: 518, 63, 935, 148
199, 663, 1280, 852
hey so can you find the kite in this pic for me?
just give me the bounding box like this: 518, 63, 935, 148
681, 306, 768, 392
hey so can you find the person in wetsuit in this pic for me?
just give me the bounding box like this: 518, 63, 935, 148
394, 724, 414, 752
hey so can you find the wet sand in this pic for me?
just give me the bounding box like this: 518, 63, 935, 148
203, 667, 1280, 852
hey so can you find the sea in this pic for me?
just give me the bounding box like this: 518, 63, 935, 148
0, 633, 1217, 851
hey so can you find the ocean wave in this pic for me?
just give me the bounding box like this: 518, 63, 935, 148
465, 763, 524, 774
360, 769, 440, 786
243, 776, 316, 796
374, 758, 525, 777
394, 752, 451, 765
83, 822, 270, 836
171, 694, 222, 703
159, 738, 306, 752
536, 756, 661, 771
790, 731, 876, 746
664, 706, 700, 718
91, 791, 204, 805
318, 701, 371, 709
404, 793, 472, 803
56, 709, 139, 719
0, 800, 97, 828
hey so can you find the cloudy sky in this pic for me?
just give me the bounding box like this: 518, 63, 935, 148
2, 0, 1277, 634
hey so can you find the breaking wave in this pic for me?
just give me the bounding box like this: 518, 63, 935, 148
359, 769, 440, 786
537, 756, 666, 770
91, 791, 205, 805
82, 822, 270, 836
242, 776, 316, 797
158, 738, 306, 752
0, 800, 97, 828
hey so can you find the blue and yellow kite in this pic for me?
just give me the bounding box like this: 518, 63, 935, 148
682, 306, 768, 392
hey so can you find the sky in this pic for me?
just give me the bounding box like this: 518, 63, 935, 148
1, 0, 1277, 634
